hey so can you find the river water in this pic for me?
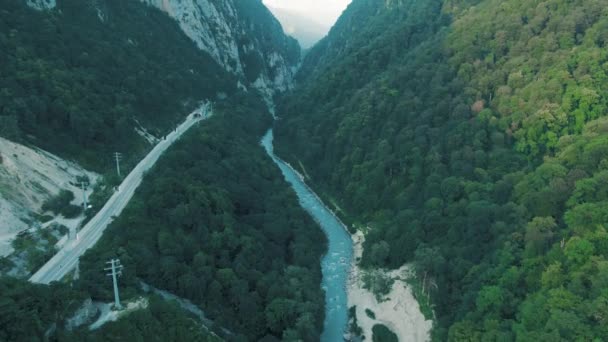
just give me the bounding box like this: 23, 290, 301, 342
261, 130, 353, 342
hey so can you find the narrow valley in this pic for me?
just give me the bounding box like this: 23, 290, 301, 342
3, 0, 608, 341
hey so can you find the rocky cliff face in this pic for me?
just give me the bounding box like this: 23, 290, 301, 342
139, 0, 300, 99
0, 137, 99, 257
25, 0, 55, 10
25, 0, 300, 99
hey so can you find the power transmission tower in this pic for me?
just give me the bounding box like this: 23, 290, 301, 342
104, 258, 123, 309
114, 152, 122, 177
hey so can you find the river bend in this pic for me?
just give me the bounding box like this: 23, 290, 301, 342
261, 130, 353, 342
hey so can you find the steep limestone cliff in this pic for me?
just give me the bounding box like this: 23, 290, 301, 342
25, 0, 300, 98
25, 0, 55, 10
139, 0, 300, 98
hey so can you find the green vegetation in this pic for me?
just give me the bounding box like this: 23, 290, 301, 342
0, 0, 317, 341
372, 324, 398, 342
74, 95, 326, 341
41, 190, 74, 214
34, 213, 55, 223
365, 308, 376, 319
0, 278, 86, 341
13, 229, 54, 272
1, 95, 326, 340
6, 225, 65, 276
2, 95, 323, 337
348, 306, 363, 337
0, 257, 13, 273
0, 0, 300, 171
0, 0, 235, 171
276, 0, 608, 339
60, 296, 222, 342
362, 270, 394, 301
42, 189, 82, 218
406, 277, 435, 321
0, 278, 221, 342
84, 177, 120, 222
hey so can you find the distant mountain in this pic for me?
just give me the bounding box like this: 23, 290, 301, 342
266, 6, 329, 49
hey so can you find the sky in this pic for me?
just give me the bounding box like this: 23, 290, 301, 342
262, 0, 352, 29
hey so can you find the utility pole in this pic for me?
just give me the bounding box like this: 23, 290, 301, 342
80, 181, 88, 211
104, 258, 123, 309
74, 261, 80, 280
114, 152, 122, 178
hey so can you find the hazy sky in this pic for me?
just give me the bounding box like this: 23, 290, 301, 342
262, 0, 352, 28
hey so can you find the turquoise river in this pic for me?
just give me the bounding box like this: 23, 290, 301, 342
261, 130, 354, 342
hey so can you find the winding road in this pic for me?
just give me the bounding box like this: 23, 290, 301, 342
30, 103, 211, 284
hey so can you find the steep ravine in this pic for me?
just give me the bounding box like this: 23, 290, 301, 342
261, 130, 353, 341
263, 126, 432, 341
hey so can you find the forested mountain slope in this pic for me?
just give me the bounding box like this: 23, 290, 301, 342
1, 0, 298, 171
1, 95, 325, 341
0, 277, 222, 341
1, 1, 326, 340
140, 0, 300, 97
74, 96, 326, 341
1, 0, 230, 170
276, 0, 608, 339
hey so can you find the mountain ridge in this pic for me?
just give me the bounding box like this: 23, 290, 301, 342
25, 0, 301, 99
275, 0, 608, 339
140, 0, 301, 99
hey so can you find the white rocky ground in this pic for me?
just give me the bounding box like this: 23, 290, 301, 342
25, 0, 56, 10
0, 137, 98, 256
348, 231, 433, 342
89, 298, 149, 330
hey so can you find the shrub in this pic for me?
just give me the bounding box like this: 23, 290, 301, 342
365, 308, 376, 319
41, 190, 75, 215
372, 324, 398, 342
61, 204, 83, 219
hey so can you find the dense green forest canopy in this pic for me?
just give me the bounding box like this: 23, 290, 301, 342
75, 95, 326, 341
0, 0, 235, 170
276, 0, 608, 339
60, 296, 223, 342
0, 94, 327, 341
0, 277, 85, 341
0, 277, 221, 342
0, 1, 325, 341
3, 0, 607, 340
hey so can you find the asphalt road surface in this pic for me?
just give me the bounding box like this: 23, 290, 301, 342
30, 104, 211, 284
